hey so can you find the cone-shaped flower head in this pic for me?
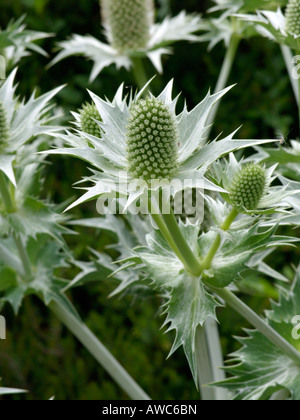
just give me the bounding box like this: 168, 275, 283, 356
126, 97, 179, 182
101, 0, 154, 52
230, 163, 266, 210
285, 0, 300, 35
79, 103, 102, 138
0, 101, 9, 147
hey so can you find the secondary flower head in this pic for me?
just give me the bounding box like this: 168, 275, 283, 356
45, 80, 275, 213
285, 0, 300, 35
230, 163, 266, 210
235, 2, 300, 50
50, 1, 204, 81
0, 101, 9, 147
212, 153, 291, 214
0, 69, 64, 186
78, 103, 102, 138
101, 0, 154, 52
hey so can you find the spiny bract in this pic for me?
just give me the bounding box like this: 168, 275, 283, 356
79, 103, 102, 138
101, 0, 153, 52
230, 163, 266, 210
126, 97, 179, 182
285, 0, 300, 36
0, 101, 9, 146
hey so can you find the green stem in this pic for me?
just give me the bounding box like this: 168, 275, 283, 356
280, 45, 299, 106
201, 208, 238, 270
49, 300, 151, 400
208, 286, 300, 366
149, 196, 202, 275
0, 171, 15, 213
13, 233, 32, 281
206, 35, 240, 138
195, 326, 216, 400
0, 172, 32, 281
161, 207, 202, 277
132, 56, 149, 92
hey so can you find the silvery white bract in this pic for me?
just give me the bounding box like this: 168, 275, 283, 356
235, 7, 300, 50
0, 69, 64, 186
0, 16, 52, 68
50, 11, 203, 81
211, 153, 294, 215
45, 81, 275, 213
216, 269, 300, 400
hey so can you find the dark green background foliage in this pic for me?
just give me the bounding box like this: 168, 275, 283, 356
0, 0, 299, 400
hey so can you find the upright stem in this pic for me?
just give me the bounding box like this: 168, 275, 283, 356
49, 300, 151, 400
0, 171, 15, 212
195, 326, 216, 400
206, 35, 240, 138
280, 44, 299, 106
208, 286, 300, 366
0, 170, 151, 400
132, 56, 149, 93
201, 208, 238, 270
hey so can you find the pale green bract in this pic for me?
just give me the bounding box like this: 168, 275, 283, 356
0, 69, 64, 186
44, 81, 276, 212
50, 9, 204, 81
215, 269, 300, 400
0, 16, 52, 69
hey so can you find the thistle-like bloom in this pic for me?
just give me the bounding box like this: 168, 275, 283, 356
212, 153, 292, 214
230, 163, 267, 210
235, 2, 300, 50
0, 69, 63, 186
0, 16, 52, 69
285, 0, 300, 35
78, 103, 102, 138
0, 101, 9, 146
50, 1, 203, 81
45, 81, 275, 212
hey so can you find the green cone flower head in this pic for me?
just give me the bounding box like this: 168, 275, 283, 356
101, 0, 154, 52
285, 0, 300, 35
79, 103, 102, 138
126, 97, 179, 182
0, 101, 9, 147
230, 163, 266, 210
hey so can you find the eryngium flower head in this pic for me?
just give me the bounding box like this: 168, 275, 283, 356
79, 103, 102, 138
126, 97, 179, 181
230, 163, 266, 210
285, 0, 300, 35
101, 0, 154, 52
0, 101, 9, 146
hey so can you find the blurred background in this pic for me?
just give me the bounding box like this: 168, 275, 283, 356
0, 0, 299, 400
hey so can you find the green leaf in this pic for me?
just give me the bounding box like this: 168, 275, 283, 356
216, 269, 300, 400
200, 224, 297, 287
126, 225, 220, 385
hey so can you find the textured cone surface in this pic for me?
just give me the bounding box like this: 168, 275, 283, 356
80, 103, 102, 138
126, 97, 179, 181
230, 163, 266, 210
101, 0, 153, 52
286, 0, 300, 35
0, 101, 9, 146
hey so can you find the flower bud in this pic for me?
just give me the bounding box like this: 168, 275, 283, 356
101, 0, 154, 52
79, 103, 102, 138
0, 101, 9, 146
285, 0, 300, 36
126, 97, 179, 181
230, 163, 266, 210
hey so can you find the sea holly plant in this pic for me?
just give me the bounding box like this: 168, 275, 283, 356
0, 69, 149, 400
43, 79, 300, 399
216, 268, 300, 400
49, 0, 203, 86
0, 16, 51, 69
